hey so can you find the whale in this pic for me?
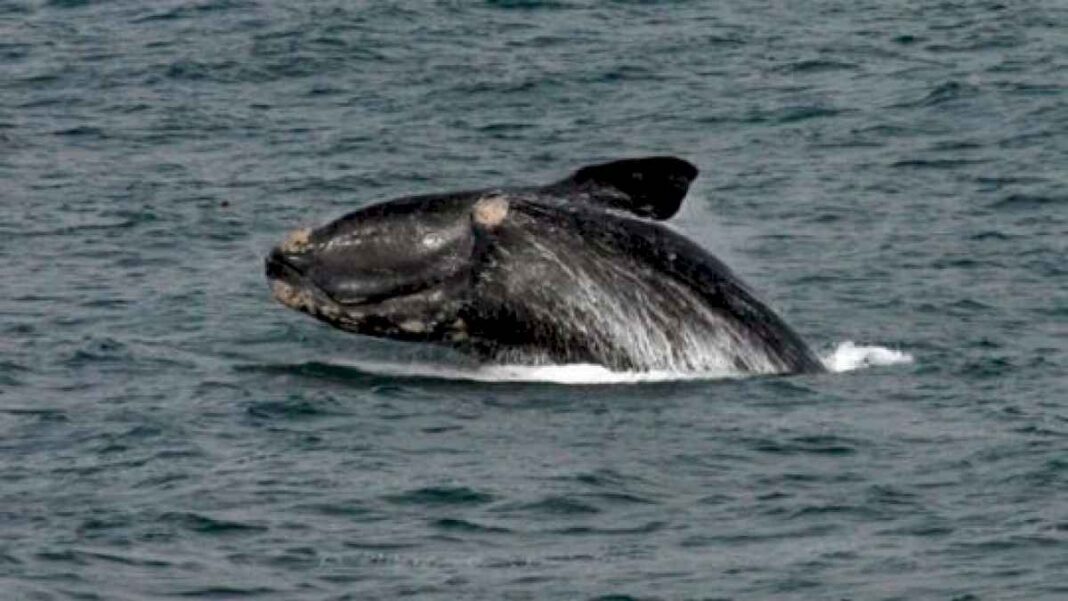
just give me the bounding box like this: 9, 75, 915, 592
265, 157, 826, 374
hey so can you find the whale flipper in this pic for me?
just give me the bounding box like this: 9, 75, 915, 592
544, 156, 698, 220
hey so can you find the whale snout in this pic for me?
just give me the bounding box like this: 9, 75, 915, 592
265, 228, 315, 276
265, 245, 311, 282
265, 226, 320, 292
264, 235, 326, 315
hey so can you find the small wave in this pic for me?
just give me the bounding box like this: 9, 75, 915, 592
822, 341, 913, 373
385, 486, 494, 507
990, 193, 1065, 210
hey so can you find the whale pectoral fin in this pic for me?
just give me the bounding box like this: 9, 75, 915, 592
544, 156, 699, 220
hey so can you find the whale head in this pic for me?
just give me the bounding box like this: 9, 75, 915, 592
265, 157, 700, 352
265, 193, 483, 343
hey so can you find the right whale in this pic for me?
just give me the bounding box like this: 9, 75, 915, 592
266, 156, 827, 375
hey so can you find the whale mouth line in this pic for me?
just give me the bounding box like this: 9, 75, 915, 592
265, 249, 344, 312
265, 247, 434, 310
264, 248, 306, 284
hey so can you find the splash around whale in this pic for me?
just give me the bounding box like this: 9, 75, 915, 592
265, 157, 826, 375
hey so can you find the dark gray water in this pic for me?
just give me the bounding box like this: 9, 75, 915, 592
3, 1, 1067, 599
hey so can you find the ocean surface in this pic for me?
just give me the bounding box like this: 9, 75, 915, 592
2, 1, 1066, 599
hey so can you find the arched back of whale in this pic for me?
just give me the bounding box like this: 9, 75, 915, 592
464, 195, 824, 373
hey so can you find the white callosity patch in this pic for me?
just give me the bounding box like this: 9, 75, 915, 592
399, 319, 428, 333
271, 280, 314, 312
421, 233, 446, 250
271, 280, 340, 320
280, 228, 312, 253
473, 194, 509, 228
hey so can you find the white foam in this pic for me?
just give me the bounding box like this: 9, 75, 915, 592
333, 341, 911, 385
822, 341, 913, 372
340, 359, 734, 385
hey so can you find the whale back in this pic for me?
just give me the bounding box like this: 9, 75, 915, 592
462, 200, 825, 374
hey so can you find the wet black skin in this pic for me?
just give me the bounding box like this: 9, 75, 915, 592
265, 157, 826, 374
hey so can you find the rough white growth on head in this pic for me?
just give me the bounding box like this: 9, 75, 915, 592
271, 280, 313, 311
421, 233, 445, 250
399, 319, 428, 333
272, 280, 342, 320
473, 195, 509, 228
280, 228, 312, 253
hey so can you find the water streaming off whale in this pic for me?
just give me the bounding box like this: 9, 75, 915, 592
331, 341, 912, 384
489, 227, 782, 374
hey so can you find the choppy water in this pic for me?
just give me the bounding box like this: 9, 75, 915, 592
2, 1, 1067, 599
